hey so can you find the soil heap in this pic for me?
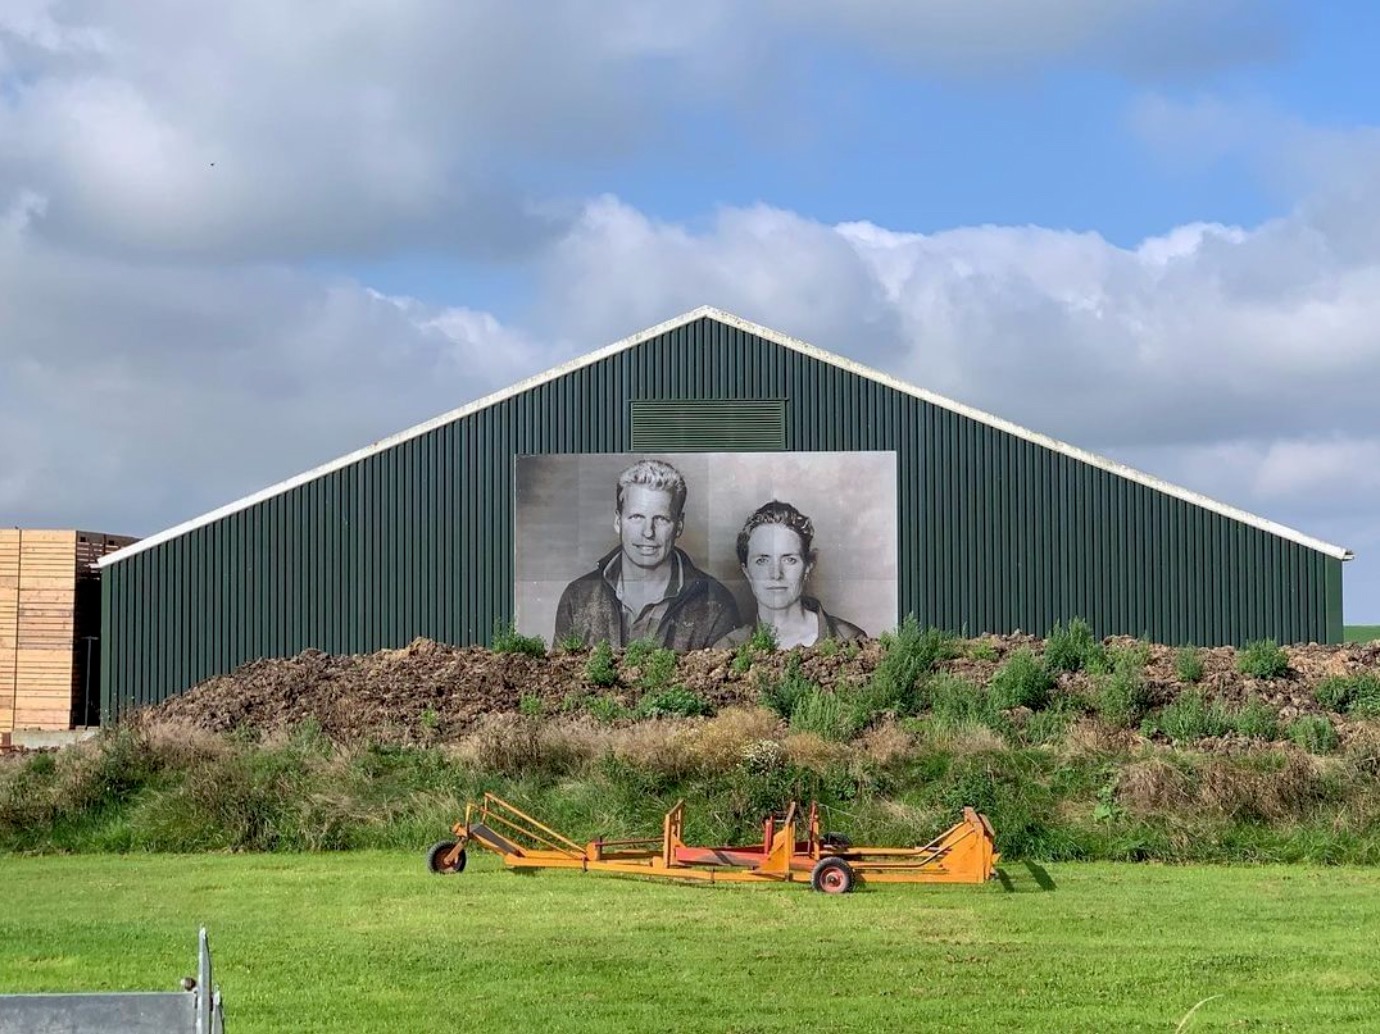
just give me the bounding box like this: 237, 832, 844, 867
145, 635, 1380, 745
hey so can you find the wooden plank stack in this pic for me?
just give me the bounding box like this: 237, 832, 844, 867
0, 530, 136, 735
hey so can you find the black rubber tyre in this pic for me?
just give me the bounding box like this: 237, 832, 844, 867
427, 840, 466, 875
820, 832, 852, 850
810, 856, 855, 894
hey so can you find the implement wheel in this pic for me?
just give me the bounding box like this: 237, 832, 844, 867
427, 840, 467, 875
811, 857, 855, 894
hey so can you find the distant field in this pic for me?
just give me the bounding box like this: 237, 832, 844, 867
1, 853, 1378, 1032
1345, 626, 1380, 643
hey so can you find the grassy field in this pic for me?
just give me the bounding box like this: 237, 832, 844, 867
1345, 625, 1380, 643
1, 853, 1377, 1032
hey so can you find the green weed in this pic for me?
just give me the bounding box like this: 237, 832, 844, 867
1238, 639, 1290, 679
585, 696, 630, 724
1288, 716, 1338, 755
491, 622, 547, 658
790, 686, 862, 742
989, 648, 1053, 711
637, 647, 678, 691
1151, 691, 1233, 743
636, 687, 711, 719
1232, 697, 1280, 741
1044, 618, 1105, 673
556, 631, 586, 653
1097, 661, 1150, 729
584, 640, 618, 687
1175, 646, 1205, 684
1314, 673, 1380, 717
868, 615, 957, 714
622, 637, 659, 669
757, 655, 815, 721
967, 639, 999, 662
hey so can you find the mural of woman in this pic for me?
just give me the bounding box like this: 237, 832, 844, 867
714, 500, 866, 649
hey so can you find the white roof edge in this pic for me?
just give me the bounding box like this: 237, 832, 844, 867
98, 304, 1354, 567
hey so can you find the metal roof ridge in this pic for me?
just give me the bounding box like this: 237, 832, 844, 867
97, 304, 1353, 566
701, 307, 1353, 563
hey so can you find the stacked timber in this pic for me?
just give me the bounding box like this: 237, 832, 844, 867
0, 530, 136, 734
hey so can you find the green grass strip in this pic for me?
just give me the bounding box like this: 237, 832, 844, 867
2, 853, 1379, 1032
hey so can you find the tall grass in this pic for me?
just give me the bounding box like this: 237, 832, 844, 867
7, 707, 1380, 864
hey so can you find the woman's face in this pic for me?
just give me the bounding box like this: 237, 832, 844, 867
741, 523, 813, 613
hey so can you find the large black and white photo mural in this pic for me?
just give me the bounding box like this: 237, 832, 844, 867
515, 452, 899, 650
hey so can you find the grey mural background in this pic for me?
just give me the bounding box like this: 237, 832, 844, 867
515, 451, 899, 645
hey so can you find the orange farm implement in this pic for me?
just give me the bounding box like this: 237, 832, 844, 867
427, 793, 999, 893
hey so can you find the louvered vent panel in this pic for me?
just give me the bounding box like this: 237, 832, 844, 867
630, 399, 786, 451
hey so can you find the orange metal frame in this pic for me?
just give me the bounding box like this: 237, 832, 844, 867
432, 794, 998, 890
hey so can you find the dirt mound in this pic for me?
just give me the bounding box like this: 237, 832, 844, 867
143, 635, 1380, 744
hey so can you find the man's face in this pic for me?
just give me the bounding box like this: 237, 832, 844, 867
741, 523, 812, 613
615, 484, 682, 570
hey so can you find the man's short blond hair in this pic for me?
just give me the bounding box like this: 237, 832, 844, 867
616, 459, 687, 519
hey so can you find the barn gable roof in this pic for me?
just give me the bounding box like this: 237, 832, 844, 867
98, 306, 1353, 567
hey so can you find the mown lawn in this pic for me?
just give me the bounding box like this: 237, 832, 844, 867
1, 852, 1377, 1032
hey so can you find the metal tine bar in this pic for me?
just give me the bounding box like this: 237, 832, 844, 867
916, 823, 974, 854
482, 809, 584, 857
484, 793, 586, 852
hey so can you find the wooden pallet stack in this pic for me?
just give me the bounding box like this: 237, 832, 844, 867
0, 530, 136, 735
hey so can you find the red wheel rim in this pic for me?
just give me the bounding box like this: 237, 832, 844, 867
820, 868, 848, 893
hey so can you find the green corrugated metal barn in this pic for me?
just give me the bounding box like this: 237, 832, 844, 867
97, 307, 1353, 720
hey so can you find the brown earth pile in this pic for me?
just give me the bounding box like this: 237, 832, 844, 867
144, 635, 1380, 745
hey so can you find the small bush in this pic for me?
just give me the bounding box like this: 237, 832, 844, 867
1237, 639, 1289, 679
638, 648, 678, 691
988, 648, 1053, 711
1352, 674, 1380, 718
731, 645, 754, 674
492, 622, 547, 658
758, 656, 815, 721
1174, 646, 1205, 684
747, 623, 778, 654
1314, 673, 1380, 716
636, 686, 711, 719
1044, 618, 1104, 674
814, 637, 840, 658
1232, 696, 1279, 741
585, 641, 618, 688
518, 694, 544, 718
731, 624, 778, 673
1154, 691, 1232, 743
1314, 675, 1354, 713
585, 696, 630, 724
622, 638, 658, 669
869, 616, 958, 715
1288, 715, 1338, 755
1097, 665, 1151, 729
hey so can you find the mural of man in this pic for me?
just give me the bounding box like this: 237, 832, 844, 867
554, 458, 740, 649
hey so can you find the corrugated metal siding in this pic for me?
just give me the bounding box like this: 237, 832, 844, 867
102, 316, 1345, 719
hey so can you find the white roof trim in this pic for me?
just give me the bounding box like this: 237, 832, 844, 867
99, 304, 1353, 566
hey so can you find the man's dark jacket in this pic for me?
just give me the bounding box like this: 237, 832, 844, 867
554, 547, 740, 650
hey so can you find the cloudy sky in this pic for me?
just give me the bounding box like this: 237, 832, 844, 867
3, 1, 1378, 621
